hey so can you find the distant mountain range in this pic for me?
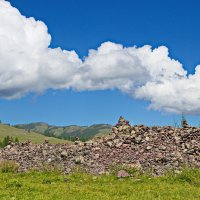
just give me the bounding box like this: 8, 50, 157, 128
14, 123, 112, 141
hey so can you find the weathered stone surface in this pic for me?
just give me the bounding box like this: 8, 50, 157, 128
61, 150, 68, 157
74, 156, 84, 164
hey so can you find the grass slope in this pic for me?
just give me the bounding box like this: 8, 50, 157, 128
0, 168, 199, 200
0, 124, 66, 144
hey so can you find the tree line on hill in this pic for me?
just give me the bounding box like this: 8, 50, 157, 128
43, 129, 88, 142
0, 136, 19, 148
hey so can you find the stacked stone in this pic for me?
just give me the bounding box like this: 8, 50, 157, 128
182, 117, 190, 128
0, 117, 199, 176
112, 116, 131, 135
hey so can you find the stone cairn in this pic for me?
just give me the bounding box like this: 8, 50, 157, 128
0, 117, 199, 176
112, 116, 130, 134
182, 116, 190, 128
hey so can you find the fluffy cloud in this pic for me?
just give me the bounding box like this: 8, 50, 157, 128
0, 0, 200, 114
0, 0, 81, 98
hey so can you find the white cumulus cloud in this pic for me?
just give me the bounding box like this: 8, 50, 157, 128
0, 0, 200, 115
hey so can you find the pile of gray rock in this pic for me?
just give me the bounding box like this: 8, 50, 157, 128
0, 117, 199, 176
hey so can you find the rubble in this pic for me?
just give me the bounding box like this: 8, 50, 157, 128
0, 117, 199, 176
117, 170, 129, 178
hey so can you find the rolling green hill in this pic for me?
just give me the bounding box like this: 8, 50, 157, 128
0, 124, 66, 144
15, 123, 112, 140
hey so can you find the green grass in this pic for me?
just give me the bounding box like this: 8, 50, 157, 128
0, 124, 66, 144
0, 168, 199, 200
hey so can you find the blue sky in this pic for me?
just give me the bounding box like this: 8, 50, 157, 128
0, 0, 200, 126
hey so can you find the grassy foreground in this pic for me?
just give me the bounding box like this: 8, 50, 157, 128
0, 168, 199, 200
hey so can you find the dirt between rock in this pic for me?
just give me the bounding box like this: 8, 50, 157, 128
0, 117, 199, 176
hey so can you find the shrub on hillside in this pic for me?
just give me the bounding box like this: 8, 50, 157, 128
0, 136, 19, 148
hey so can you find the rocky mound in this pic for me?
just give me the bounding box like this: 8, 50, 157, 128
0, 117, 199, 175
